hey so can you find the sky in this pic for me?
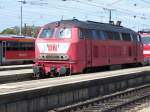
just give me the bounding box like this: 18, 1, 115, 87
0, 0, 150, 32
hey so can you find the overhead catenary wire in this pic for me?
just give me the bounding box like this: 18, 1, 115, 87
1, 0, 150, 31
141, 0, 150, 4
68, 0, 150, 29
106, 0, 124, 6
2, 0, 150, 21
70, 0, 150, 20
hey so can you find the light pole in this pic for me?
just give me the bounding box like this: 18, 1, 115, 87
18, 0, 26, 35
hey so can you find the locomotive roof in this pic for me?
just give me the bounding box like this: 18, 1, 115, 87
44, 19, 135, 34
0, 35, 35, 41
0, 34, 33, 38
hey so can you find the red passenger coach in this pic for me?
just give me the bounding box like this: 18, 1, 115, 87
139, 30, 150, 65
0, 35, 35, 65
33, 19, 143, 78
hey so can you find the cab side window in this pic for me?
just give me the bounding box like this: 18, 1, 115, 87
85, 29, 92, 39
100, 31, 108, 40
79, 28, 92, 39
122, 33, 132, 41
79, 28, 84, 39
132, 34, 138, 42
106, 31, 114, 40
113, 32, 121, 40
92, 30, 99, 39
137, 34, 142, 42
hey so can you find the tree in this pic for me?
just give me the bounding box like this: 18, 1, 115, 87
23, 25, 40, 37
0, 25, 40, 37
0, 28, 17, 34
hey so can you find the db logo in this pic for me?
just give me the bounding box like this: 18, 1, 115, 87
47, 44, 58, 51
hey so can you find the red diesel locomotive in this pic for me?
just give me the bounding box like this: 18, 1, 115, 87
139, 30, 150, 65
0, 35, 35, 65
33, 19, 143, 78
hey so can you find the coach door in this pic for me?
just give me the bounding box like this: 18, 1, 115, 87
0, 42, 2, 64
2, 41, 6, 61
85, 29, 92, 68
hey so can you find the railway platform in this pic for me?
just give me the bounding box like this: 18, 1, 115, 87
0, 64, 32, 71
0, 69, 33, 83
0, 66, 150, 112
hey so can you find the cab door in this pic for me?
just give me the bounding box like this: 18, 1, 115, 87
2, 41, 6, 62
136, 35, 143, 62
132, 34, 143, 63
85, 29, 92, 68
0, 42, 2, 65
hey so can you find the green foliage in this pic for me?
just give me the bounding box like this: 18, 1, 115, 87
22, 25, 40, 38
0, 25, 40, 38
0, 28, 17, 34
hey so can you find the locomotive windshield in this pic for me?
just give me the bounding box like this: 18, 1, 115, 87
40, 29, 54, 38
56, 28, 71, 38
141, 36, 150, 44
39, 28, 71, 38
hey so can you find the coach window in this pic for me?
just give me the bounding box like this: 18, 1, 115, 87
6, 42, 11, 50
10, 42, 16, 50
8, 42, 16, 50
16, 42, 20, 50
27, 42, 34, 50
6, 42, 10, 51
20, 42, 25, 50
122, 33, 131, 41
17, 42, 21, 50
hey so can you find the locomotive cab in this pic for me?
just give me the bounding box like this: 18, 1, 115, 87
33, 21, 81, 77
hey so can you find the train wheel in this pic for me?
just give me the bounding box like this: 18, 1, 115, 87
66, 68, 71, 76
82, 67, 92, 73
34, 72, 46, 79
109, 65, 122, 70
33, 73, 40, 79
33, 66, 45, 79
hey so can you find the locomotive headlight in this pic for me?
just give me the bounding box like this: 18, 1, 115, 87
39, 54, 45, 59
60, 54, 69, 60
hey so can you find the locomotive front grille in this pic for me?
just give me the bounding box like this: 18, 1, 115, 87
39, 53, 69, 61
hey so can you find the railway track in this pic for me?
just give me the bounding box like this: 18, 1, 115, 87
52, 84, 150, 112
0, 66, 150, 112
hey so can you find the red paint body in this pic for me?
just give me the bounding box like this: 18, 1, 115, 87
0, 35, 35, 64
34, 20, 143, 77
5, 51, 34, 60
